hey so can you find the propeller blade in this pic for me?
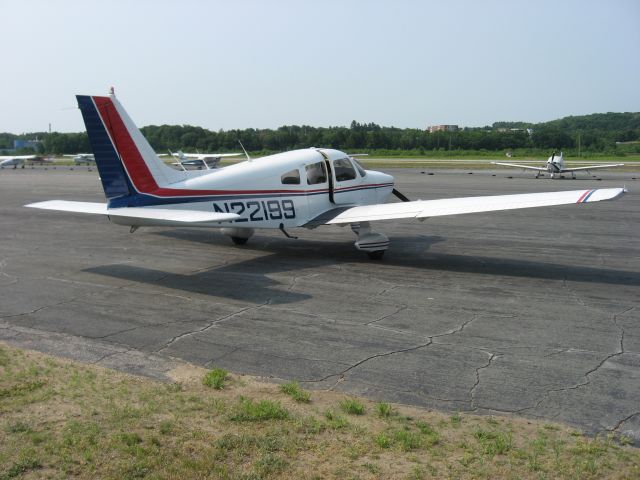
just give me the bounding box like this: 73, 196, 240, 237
392, 188, 411, 202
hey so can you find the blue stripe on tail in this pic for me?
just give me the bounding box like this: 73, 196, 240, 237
76, 95, 133, 201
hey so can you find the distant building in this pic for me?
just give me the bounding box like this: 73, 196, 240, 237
427, 124, 458, 133
13, 139, 42, 150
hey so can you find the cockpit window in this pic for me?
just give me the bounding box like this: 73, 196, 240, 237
352, 158, 367, 177
305, 161, 327, 185
281, 168, 300, 185
333, 158, 357, 182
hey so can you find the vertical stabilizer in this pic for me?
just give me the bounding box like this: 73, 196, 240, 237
76, 93, 185, 204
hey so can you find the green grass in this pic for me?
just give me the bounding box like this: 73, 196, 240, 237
1, 344, 638, 479
229, 397, 289, 422
474, 428, 513, 456
279, 381, 311, 403
323, 408, 349, 430
202, 367, 228, 390
376, 402, 393, 418
339, 398, 365, 415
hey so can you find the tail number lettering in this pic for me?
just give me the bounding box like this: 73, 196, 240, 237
213, 199, 295, 222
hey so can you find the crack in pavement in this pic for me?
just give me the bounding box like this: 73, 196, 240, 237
89, 348, 132, 366
154, 301, 270, 354
0, 257, 19, 287
306, 340, 434, 388
611, 411, 640, 434
303, 314, 499, 398
0, 297, 80, 320
514, 306, 635, 416
365, 305, 408, 326
285, 272, 321, 293
470, 352, 497, 409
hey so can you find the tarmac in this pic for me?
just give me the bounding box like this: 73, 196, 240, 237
1, 166, 638, 443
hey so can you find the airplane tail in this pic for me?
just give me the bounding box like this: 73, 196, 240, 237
76, 93, 185, 207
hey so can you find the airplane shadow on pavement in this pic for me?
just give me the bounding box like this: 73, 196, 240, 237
83, 228, 639, 304
155, 229, 640, 287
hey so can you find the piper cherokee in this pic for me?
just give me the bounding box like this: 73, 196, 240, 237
26, 91, 626, 259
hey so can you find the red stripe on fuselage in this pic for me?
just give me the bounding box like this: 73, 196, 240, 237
93, 97, 393, 198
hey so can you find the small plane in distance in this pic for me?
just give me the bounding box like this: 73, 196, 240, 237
0, 155, 39, 168
64, 153, 95, 165
159, 151, 242, 170
492, 151, 624, 179
26, 92, 627, 259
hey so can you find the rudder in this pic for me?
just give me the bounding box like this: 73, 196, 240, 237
76, 95, 132, 201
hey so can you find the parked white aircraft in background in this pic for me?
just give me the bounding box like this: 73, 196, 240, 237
64, 153, 95, 165
159, 151, 242, 170
26, 93, 626, 258
492, 151, 624, 179
0, 155, 38, 168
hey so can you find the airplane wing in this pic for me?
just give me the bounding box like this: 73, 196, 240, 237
0, 155, 38, 160
25, 200, 240, 223
561, 164, 624, 172
310, 188, 626, 225
491, 161, 547, 172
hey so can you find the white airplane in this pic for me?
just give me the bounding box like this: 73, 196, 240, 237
26, 93, 626, 259
64, 153, 95, 165
0, 155, 38, 168
159, 151, 242, 170
492, 151, 624, 179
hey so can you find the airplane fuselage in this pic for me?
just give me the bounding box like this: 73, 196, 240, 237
108, 148, 394, 230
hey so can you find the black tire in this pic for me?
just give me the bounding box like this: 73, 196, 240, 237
231, 236, 249, 245
367, 250, 385, 260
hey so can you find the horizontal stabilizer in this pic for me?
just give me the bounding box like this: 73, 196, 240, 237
26, 200, 108, 214
25, 200, 239, 224
321, 188, 626, 225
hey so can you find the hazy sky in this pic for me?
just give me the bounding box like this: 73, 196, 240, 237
2, 0, 639, 133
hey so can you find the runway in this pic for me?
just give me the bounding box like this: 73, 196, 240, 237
1, 167, 638, 442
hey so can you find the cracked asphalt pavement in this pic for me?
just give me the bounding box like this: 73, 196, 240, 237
1, 167, 638, 442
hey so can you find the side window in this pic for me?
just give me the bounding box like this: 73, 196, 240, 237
305, 161, 327, 185
333, 158, 357, 182
352, 159, 367, 177
281, 168, 300, 185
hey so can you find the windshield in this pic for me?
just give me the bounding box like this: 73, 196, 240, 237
351, 158, 367, 177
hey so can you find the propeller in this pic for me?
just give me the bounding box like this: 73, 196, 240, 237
392, 188, 411, 202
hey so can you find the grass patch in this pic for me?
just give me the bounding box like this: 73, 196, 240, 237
279, 381, 311, 403
0, 344, 638, 479
324, 408, 349, 430
202, 367, 228, 390
339, 398, 365, 415
474, 428, 513, 456
2, 457, 41, 478
376, 402, 393, 418
229, 397, 289, 422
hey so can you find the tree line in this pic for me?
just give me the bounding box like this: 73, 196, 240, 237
1, 112, 638, 156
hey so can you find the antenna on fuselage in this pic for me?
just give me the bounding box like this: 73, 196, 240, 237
238, 140, 251, 162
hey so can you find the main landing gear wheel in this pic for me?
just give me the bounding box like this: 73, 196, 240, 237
231, 236, 249, 245
222, 227, 254, 246
352, 222, 389, 260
